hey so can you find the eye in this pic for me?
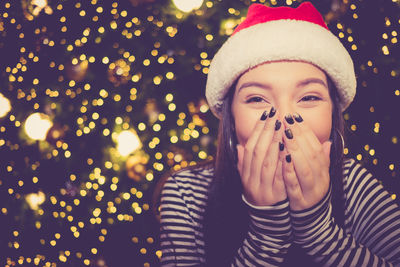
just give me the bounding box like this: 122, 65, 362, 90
300, 95, 322, 102
246, 96, 265, 103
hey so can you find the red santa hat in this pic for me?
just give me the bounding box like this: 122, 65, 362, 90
206, 2, 356, 119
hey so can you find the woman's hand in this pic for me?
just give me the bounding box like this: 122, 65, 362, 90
236, 108, 287, 206
281, 114, 332, 211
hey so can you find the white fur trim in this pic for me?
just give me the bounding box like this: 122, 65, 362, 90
206, 19, 357, 118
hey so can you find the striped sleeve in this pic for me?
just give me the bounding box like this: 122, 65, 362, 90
290, 159, 400, 267
159, 170, 211, 266
159, 169, 292, 266
233, 197, 292, 267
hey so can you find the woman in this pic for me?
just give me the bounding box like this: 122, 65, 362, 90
158, 2, 400, 266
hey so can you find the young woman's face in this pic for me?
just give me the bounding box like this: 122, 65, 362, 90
231, 60, 333, 145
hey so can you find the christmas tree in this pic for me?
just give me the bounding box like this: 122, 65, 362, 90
0, 0, 399, 266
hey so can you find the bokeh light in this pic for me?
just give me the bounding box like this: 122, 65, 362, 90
0, 93, 12, 118
24, 113, 53, 141
116, 130, 142, 156
25, 191, 46, 210
172, 0, 204, 12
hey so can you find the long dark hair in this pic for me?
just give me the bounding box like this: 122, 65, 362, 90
203, 73, 346, 266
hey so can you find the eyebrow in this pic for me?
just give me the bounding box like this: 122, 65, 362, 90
238, 78, 328, 92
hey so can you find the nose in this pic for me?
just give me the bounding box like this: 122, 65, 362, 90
274, 99, 296, 122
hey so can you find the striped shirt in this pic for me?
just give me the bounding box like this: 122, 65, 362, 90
160, 159, 400, 266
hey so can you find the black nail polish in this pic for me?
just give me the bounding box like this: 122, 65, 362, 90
286, 154, 291, 163
294, 113, 303, 123
279, 142, 284, 151
275, 120, 281, 131
285, 114, 294, 125
260, 110, 268, 121
268, 107, 276, 118
285, 129, 293, 139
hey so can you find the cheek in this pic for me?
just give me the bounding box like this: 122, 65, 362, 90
233, 111, 260, 145
304, 112, 332, 143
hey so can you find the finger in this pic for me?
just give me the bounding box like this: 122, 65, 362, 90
241, 109, 269, 184
284, 114, 316, 164
259, 119, 283, 189
291, 115, 331, 179
293, 113, 322, 151
273, 157, 287, 198
284, 114, 322, 180
276, 139, 287, 194
250, 110, 280, 187
292, 115, 328, 167
282, 152, 304, 210
283, 125, 315, 190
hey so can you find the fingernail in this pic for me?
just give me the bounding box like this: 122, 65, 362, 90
285, 129, 293, 139
286, 154, 291, 163
260, 110, 268, 121
293, 113, 303, 123
279, 142, 284, 151
285, 114, 294, 125
275, 120, 281, 131
269, 107, 276, 118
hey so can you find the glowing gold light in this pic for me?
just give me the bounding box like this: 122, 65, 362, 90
116, 130, 142, 156
172, 0, 203, 12
0, 93, 12, 118
108, 59, 131, 86
382, 45, 389, 55
25, 191, 46, 210
22, 0, 53, 20
24, 113, 53, 141
221, 18, 239, 35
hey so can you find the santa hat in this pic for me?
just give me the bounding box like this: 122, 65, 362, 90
206, 2, 356, 119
